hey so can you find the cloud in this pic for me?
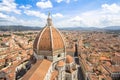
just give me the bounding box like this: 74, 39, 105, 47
55, 0, 63, 3
19, 5, 32, 9
52, 13, 64, 18
0, 13, 8, 19
56, 3, 120, 28
0, 12, 45, 26
36, 0, 53, 9
55, 0, 70, 3
80, 3, 120, 27
0, 0, 21, 14
66, 0, 70, 3
0, 12, 18, 25
18, 19, 45, 26
0, 13, 16, 21
55, 16, 83, 27
24, 10, 47, 19
102, 3, 120, 14
55, 0, 77, 3
70, 16, 82, 22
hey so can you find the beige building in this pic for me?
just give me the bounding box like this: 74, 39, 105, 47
22, 13, 78, 80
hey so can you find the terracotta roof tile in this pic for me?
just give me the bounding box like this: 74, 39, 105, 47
57, 60, 65, 67
22, 59, 51, 80
66, 55, 73, 63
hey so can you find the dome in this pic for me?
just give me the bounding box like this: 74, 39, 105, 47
66, 55, 73, 63
57, 61, 65, 67
33, 13, 65, 55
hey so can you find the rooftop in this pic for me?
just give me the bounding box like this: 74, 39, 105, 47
22, 59, 51, 80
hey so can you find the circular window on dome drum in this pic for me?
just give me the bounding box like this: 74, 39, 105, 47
44, 56, 47, 59
57, 54, 61, 57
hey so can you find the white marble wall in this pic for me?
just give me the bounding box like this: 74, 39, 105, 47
53, 52, 65, 62
44, 63, 53, 80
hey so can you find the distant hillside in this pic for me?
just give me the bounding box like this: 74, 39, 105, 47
60, 26, 120, 30
0, 25, 41, 31
59, 27, 101, 31
103, 26, 120, 30
0, 25, 120, 31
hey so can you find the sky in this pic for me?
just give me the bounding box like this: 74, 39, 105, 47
0, 0, 120, 28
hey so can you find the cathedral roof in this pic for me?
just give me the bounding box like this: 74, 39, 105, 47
33, 13, 65, 54
66, 55, 73, 63
22, 59, 51, 80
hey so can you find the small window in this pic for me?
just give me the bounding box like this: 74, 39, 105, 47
57, 54, 61, 57
44, 56, 47, 59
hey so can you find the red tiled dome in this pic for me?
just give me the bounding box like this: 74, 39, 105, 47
33, 14, 65, 55
57, 61, 65, 67
66, 55, 73, 63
